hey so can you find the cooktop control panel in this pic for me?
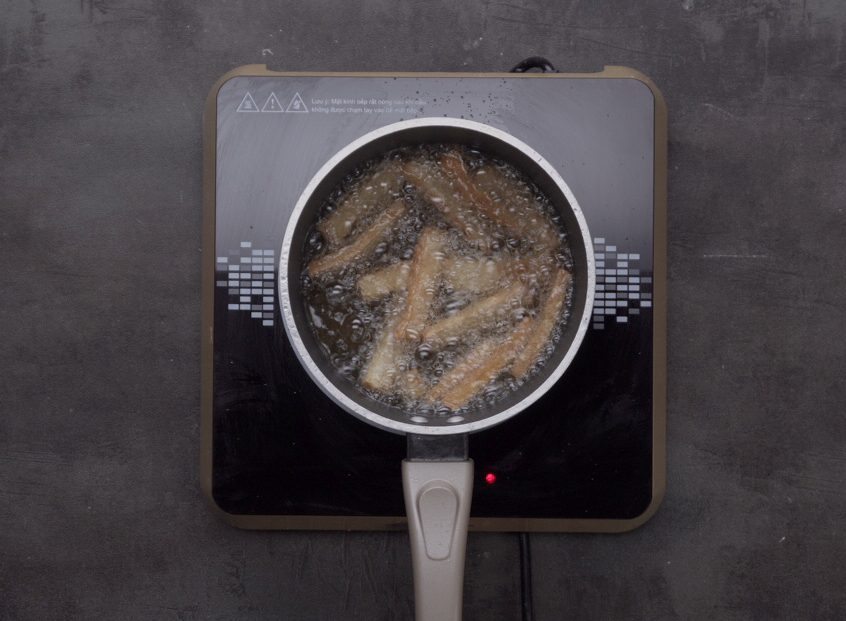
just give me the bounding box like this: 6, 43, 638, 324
202, 67, 666, 531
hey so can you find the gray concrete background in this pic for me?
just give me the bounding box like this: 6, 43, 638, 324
1, 0, 844, 619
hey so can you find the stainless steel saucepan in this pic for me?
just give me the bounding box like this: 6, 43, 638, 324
279, 118, 595, 621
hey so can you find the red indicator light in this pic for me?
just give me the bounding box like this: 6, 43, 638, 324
484, 473, 497, 485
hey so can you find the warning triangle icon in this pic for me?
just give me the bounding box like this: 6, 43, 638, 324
262, 93, 284, 112
236, 92, 259, 112
286, 92, 308, 113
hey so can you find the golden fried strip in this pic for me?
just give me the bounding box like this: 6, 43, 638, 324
397, 369, 427, 400
360, 310, 405, 393
421, 281, 527, 347
445, 256, 525, 295
511, 249, 557, 289
317, 160, 403, 246
510, 268, 572, 378
429, 319, 535, 409
307, 201, 406, 278
468, 161, 560, 250
426, 338, 499, 407
471, 163, 533, 204
358, 262, 412, 301
441, 150, 529, 237
358, 256, 523, 301
401, 159, 492, 248
394, 228, 448, 340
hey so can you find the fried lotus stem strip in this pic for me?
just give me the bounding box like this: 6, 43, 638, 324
358, 261, 412, 301
307, 201, 406, 278
394, 228, 448, 340
362, 314, 428, 397
358, 256, 524, 302
510, 268, 572, 379
421, 280, 528, 347
441, 150, 528, 237
467, 160, 560, 250
401, 159, 492, 248
444, 256, 525, 295
428, 319, 535, 409
317, 159, 403, 246
361, 309, 405, 392
398, 369, 427, 400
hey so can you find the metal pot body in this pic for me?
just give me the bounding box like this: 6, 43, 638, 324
279, 118, 595, 436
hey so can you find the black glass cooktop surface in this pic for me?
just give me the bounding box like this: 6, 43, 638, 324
203, 68, 666, 530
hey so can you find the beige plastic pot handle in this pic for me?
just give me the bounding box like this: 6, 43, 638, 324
402, 459, 474, 621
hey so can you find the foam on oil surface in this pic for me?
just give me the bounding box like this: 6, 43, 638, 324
301, 144, 573, 419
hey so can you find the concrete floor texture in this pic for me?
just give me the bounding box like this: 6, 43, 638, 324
2, 0, 845, 619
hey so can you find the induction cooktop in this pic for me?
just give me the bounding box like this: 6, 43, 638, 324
201, 65, 667, 532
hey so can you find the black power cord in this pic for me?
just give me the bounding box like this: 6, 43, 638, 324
518, 532, 535, 621
510, 56, 558, 73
